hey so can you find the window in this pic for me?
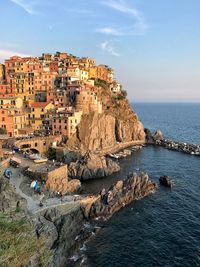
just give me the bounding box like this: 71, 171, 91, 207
35, 143, 37, 147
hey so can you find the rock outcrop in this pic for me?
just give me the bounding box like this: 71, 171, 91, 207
159, 175, 175, 188
0, 176, 27, 212
145, 128, 164, 144
67, 86, 145, 153
153, 129, 164, 141
84, 173, 157, 219
68, 153, 120, 180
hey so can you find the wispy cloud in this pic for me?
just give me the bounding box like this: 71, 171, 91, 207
0, 49, 30, 62
96, 27, 123, 36
100, 0, 148, 36
10, 0, 37, 14
100, 41, 120, 57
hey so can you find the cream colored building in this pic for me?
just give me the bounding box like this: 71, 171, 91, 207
68, 111, 83, 137
0, 96, 23, 109
67, 67, 88, 81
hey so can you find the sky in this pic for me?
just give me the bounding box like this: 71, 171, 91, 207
0, 0, 200, 102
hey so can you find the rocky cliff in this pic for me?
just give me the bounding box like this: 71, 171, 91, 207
67, 86, 145, 152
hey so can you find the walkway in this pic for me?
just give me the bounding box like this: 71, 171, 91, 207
98, 140, 145, 156
9, 168, 80, 214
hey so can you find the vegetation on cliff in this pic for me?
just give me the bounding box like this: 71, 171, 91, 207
0, 212, 50, 267
0, 176, 50, 267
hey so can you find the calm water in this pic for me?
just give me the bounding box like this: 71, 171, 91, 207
85, 103, 200, 267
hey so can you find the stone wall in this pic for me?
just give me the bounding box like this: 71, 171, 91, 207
75, 90, 102, 114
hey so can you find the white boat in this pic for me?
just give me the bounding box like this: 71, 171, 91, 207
34, 158, 48, 164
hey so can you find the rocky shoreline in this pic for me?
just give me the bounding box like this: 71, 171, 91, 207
33, 172, 157, 267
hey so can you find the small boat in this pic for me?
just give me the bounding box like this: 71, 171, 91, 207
34, 158, 48, 164
109, 154, 119, 159
29, 154, 41, 160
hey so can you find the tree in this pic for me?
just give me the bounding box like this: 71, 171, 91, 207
0, 128, 7, 135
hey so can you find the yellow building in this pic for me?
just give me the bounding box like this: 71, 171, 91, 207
88, 65, 113, 82
0, 64, 5, 81
88, 66, 97, 80
14, 60, 29, 73
28, 102, 55, 130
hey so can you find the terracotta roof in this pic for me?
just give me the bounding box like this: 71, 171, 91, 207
30, 102, 52, 108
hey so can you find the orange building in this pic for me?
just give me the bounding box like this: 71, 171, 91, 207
0, 108, 26, 137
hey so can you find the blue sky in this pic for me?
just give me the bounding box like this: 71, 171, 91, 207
0, 0, 200, 102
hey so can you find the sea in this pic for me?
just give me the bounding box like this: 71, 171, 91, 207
83, 103, 200, 267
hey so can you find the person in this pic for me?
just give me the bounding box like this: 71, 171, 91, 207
60, 192, 63, 202
34, 180, 39, 192
16, 200, 20, 209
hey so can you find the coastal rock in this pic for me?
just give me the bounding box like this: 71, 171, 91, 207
65, 179, 81, 194
84, 173, 158, 219
35, 205, 86, 267
68, 153, 120, 180
144, 128, 155, 144
159, 175, 174, 188
0, 176, 27, 212
153, 129, 164, 141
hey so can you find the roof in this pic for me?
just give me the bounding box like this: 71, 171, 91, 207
30, 102, 52, 108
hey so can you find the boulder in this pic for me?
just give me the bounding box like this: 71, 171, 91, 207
68, 153, 120, 180
65, 179, 81, 194
159, 175, 174, 188
153, 129, 164, 140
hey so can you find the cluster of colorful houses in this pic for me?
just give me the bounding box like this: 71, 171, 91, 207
0, 52, 122, 138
